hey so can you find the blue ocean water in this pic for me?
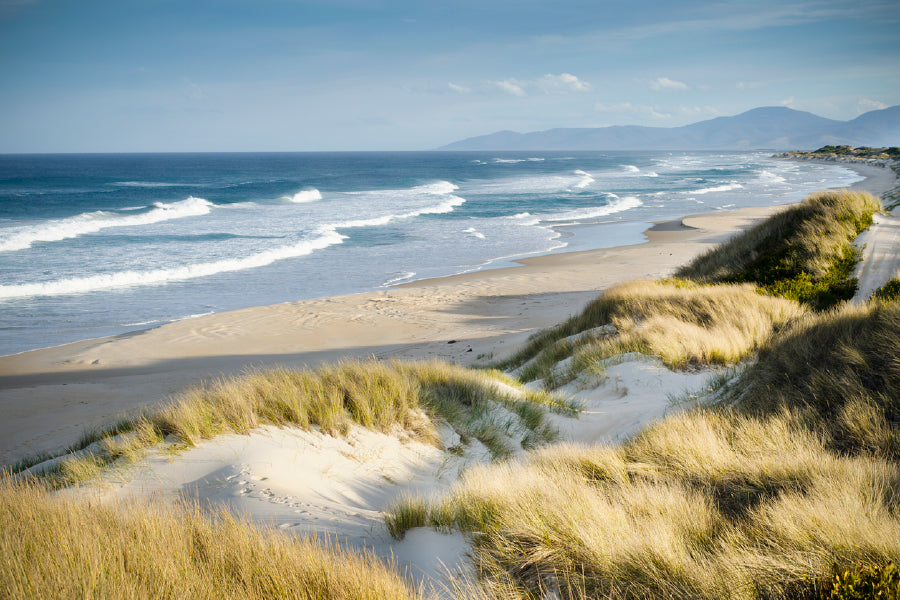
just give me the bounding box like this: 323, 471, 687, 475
0, 151, 862, 356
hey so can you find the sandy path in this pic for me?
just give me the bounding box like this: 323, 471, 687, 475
853, 210, 900, 302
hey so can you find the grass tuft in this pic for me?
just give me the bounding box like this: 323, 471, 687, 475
0, 475, 420, 600
501, 280, 802, 386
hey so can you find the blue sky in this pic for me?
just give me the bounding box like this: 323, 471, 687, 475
1, 0, 898, 152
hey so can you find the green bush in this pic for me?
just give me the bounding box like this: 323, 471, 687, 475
873, 278, 900, 302
804, 562, 900, 600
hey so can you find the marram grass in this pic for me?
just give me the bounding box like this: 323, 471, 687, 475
17, 359, 572, 486
387, 409, 900, 599
0, 475, 419, 600
501, 279, 802, 387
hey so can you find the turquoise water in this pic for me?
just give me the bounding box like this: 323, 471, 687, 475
0, 151, 861, 355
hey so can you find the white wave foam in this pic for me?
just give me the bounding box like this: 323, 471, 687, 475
284, 189, 322, 203
492, 157, 545, 164
0, 197, 214, 252
382, 272, 416, 286
0, 229, 346, 300
690, 183, 744, 195
624, 165, 641, 173
643, 171, 659, 178
544, 194, 643, 222
757, 170, 787, 184
464, 227, 486, 240
336, 182, 465, 228
573, 170, 595, 189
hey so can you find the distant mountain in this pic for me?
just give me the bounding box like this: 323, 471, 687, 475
439, 105, 900, 151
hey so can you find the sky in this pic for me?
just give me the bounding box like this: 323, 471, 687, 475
0, 0, 898, 152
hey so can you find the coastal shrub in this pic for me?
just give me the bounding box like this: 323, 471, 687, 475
804, 562, 900, 600
873, 275, 900, 302
0, 475, 419, 600
501, 279, 802, 386
676, 189, 880, 309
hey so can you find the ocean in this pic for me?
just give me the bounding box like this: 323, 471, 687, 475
0, 151, 862, 356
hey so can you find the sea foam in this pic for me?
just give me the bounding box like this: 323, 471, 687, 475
0, 196, 214, 252
0, 228, 346, 299
544, 194, 643, 222
284, 189, 323, 203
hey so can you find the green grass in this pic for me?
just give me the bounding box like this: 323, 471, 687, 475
676, 189, 880, 310
10, 185, 899, 599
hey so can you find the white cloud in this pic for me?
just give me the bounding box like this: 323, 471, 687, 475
487, 73, 591, 97
650, 77, 688, 91
858, 98, 888, 113
447, 82, 471, 94
538, 73, 592, 93
493, 79, 527, 97
780, 96, 795, 107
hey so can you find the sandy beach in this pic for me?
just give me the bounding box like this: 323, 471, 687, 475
1, 160, 895, 467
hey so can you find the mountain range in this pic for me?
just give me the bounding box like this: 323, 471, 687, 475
439, 105, 900, 151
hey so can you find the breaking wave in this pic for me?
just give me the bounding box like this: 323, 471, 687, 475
0, 197, 214, 252
0, 228, 346, 300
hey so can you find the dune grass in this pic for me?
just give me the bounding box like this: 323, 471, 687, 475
0, 475, 419, 600
386, 408, 900, 599
676, 189, 880, 309
15, 360, 571, 487
500, 279, 802, 387
726, 300, 900, 459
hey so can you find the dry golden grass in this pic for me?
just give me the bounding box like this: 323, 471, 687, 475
387, 409, 900, 599
504, 279, 802, 386
0, 475, 419, 600
728, 300, 900, 458
20, 359, 570, 486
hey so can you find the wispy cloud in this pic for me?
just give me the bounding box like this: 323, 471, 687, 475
490, 73, 591, 97
650, 77, 688, 91
493, 79, 527, 97
447, 82, 471, 94
538, 73, 591, 93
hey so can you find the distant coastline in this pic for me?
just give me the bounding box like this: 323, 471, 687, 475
775, 145, 900, 209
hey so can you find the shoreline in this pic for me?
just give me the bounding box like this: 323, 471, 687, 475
0, 159, 895, 465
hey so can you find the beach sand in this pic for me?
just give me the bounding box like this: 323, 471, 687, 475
1, 161, 895, 466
